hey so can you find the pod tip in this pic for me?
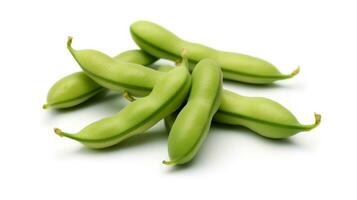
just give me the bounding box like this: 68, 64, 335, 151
54, 128, 63, 137
174, 59, 181, 66
162, 160, 176, 165
181, 48, 187, 58
314, 113, 321, 127
178, 48, 189, 69
123, 91, 135, 102
42, 104, 48, 109
290, 66, 300, 77
67, 36, 73, 49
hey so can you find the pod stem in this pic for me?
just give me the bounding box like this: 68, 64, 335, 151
302, 113, 321, 131
42, 104, 48, 109
290, 66, 300, 77
177, 48, 190, 70
162, 160, 177, 165
67, 36, 73, 49
53, 128, 84, 142
123, 91, 135, 102
54, 128, 64, 137
313, 113, 322, 127
66, 36, 76, 57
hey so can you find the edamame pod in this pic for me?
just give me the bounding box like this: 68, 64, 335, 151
44, 72, 104, 109
54, 63, 191, 149
44, 49, 157, 109
67, 37, 163, 97
214, 90, 321, 138
164, 59, 223, 165
130, 20, 299, 84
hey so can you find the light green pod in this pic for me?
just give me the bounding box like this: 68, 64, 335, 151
44, 72, 104, 109
130, 20, 299, 84
44, 49, 157, 109
54, 64, 191, 149
214, 90, 321, 138
164, 59, 223, 165
67, 37, 163, 97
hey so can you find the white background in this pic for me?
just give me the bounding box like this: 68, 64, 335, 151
0, 0, 356, 199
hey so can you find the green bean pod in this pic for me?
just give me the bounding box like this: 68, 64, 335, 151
44, 72, 104, 109
164, 59, 222, 165
130, 20, 299, 84
214, 90, 321, 138
54, 63, 191, 149
67, 37, 163, 97
44, 49, 157, 109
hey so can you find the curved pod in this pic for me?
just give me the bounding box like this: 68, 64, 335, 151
67, 37, 163, 97
54, 64, 191, 149
130, 20, 299, 84
164, 59, 223, 165
214, 90, 321, 138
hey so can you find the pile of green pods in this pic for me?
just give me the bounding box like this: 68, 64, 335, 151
45, 20, 321, 166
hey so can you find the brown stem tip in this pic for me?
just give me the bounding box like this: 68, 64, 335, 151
290, 66, 300, 76
54, 128, 63, 137
67, 36, 73, 49
314, 113, 321, 127
162, 160, 176, 165
181, 48, 188, 58
42, 104, 48, 109
123, 91, 135, 102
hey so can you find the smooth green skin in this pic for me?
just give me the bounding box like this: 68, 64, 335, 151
130, 20, 299, 84
44, 49, 157, 109
214, 90, 321, 138
157, 64, 174, 72
164, 59, 222, 165
114, 49, 157, 65
158, 66, 320, 139
45, 72, 104, 109
55, 64, 191, 149
67, 37, 163, 97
